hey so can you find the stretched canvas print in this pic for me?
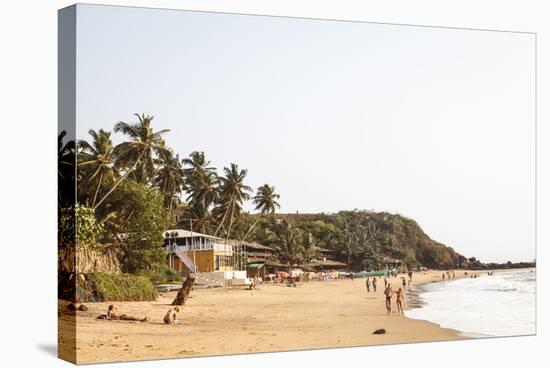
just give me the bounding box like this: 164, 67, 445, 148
58, 4, 536, 364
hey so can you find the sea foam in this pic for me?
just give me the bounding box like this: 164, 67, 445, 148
405, 270, 536, 337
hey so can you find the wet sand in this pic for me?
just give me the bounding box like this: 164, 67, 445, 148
59, 270, 480, 364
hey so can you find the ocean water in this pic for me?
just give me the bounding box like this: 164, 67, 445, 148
405, 270, 536, 337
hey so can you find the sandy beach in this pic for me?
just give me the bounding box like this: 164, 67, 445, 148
59, 270, 481, 364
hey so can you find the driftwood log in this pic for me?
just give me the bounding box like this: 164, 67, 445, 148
171, 273, 196, 306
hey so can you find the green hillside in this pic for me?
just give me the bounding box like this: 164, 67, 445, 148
240, 210, 466, 271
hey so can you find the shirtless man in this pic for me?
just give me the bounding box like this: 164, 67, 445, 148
365, 277, 371, 292
97, 305, 148, 322
384, 283, 393, 315
395, 287, 405, 314
164, 306, 180, 324
372, 277, 377, 292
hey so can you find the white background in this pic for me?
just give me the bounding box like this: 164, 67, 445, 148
0, 1, 546, 367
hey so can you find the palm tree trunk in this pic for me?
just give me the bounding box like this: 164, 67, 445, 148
91, 171, 104, 208
241, 213, 262, 242
168, 195, 174, 220
93, 153, 143, 210
225, 202, 236, 242
214, 204, 230, 237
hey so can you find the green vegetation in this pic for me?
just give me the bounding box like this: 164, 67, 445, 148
58, 110, 469, 295
78, 273, 157, 302
240, 211, 465, 270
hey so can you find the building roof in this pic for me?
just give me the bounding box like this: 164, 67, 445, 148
163, 229, 222, 241
306, 259, 348, 267
163, 230, 274, 251
240, 241, 275, 251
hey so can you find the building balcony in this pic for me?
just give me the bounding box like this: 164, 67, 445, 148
166, 242, 232, 253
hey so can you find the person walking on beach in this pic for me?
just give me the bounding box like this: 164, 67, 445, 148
372, 277, 377, 292
408, 270, 413, 283
384, 276, 388, 289
366, 277, 371, 292
395, 287, 404, 314
384, 283, 393, 315
402, 277, 406, 288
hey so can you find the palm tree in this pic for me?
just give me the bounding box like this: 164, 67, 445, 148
275, 224, 303, 265
180, 203, 213, 234
93, 113, 170, 209
113, 113, 171, 184
78, 129, 117, 207
154, 150, 185, 216
183, 151, 218, 212
213, 163, 252, 239
242, 184, 280, 241
301, 231, 319, 263
182, 151, 216, 177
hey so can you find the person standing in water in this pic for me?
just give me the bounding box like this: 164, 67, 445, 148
384, 283, 393, 315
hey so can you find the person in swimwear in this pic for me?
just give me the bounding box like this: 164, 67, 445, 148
97, 305, 148, 322
395, 287, 405, 314
164, 307, 180, 324
384, 283, 393, 315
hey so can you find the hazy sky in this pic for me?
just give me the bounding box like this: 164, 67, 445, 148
75, 4, 535, 263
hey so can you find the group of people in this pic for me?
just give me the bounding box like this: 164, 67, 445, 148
442, 270, 456, 280
365, 271, 413, 315
96, 305, 182, 325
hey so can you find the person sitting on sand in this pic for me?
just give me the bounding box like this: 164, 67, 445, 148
395, 287, 405, 314
372, 277, 377, 292
384, 284, 393, 315
97, 305, 148, 322
164, 307, 180, 324
366, 277, 371, 292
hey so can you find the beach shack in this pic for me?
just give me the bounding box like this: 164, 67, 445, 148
305, 258, 348, 271
164, 230, 234, 273
242, 241, 276, 279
